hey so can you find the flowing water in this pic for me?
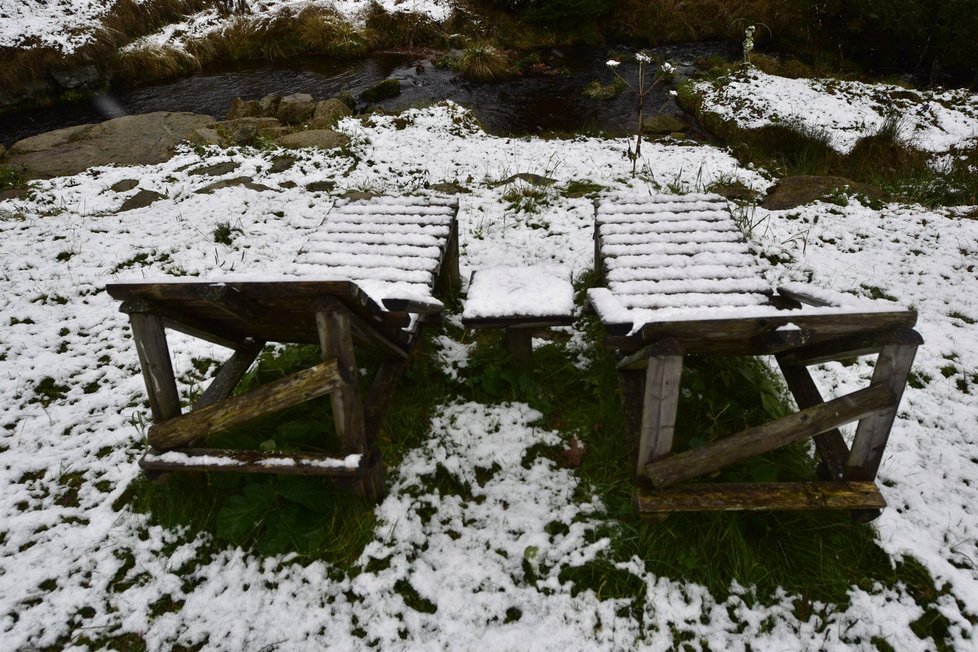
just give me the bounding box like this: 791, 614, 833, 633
0, 43, 731, 147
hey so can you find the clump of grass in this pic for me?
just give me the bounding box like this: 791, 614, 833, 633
114, 45, 200, 84
502, 182, 550, 214
359, 78, 401, 103
212, 220, 241, 245
296, 6, 368, 57
583, 77, 625, 100
363, 3, 443, 50
0, 166, 25, 192
456, 44, 512, 82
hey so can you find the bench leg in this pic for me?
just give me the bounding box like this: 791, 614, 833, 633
126, 310, 181, 422
504, 327, 534, 369
636, 345, 684, 476
846, 336, 920, 482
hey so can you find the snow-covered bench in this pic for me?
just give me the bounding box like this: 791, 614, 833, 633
589, 192, 922, 519
107, 195, 460, 500
461, 265, 575, 367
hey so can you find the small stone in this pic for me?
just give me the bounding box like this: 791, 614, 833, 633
642, 113, 688, 135
110, 179, 139, 192
269, 156, 296, 174
192, 128, 222, 146
359, 79, 401, 103
119, 189, 164, 211
227, 97, 261, 120
305, 180, 336, 192
277, 93, 316, 124
196, 176, 255, 194
278, 180, 298, 189
275, 130, 350, 150
258, 94, 281, 116
188, 161, 240, 177
214, 117, 282, 145
761, 175, 880, 210
308, 98, 352, 129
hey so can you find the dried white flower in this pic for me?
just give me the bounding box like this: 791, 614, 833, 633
661, 62, 674, 74
636, 52, 651, 63
605, 59, 620, 68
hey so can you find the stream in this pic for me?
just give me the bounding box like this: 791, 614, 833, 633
0, 43, 732, 148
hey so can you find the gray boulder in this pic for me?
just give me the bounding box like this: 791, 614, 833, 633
214, 117, 282, 145
308, 98, 352, 129
5, 112, 215, 179
277, 93, 316, 124
227, 98, 261, 120
275, 130, 350, 150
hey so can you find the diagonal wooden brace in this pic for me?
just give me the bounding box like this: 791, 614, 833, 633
644, 384, 894, 488
846, 330, 922, 481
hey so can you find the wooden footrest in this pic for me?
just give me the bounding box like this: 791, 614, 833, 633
139, 447, 365, 477
635, 481, 886, 514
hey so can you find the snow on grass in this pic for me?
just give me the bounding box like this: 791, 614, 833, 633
1, 0, 454, 53
0, 103, 976, 648
696, 68, 978, 154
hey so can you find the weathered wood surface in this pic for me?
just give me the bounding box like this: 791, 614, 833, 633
121, 297, 251, 350
635, 481, 886, 514
776, 357, 850, 480
606, 309, 919, 356
779, 327, 922, 367
139, 447, 364, 477
464, 315, 574, 330
847, 339, 920, 481
317, 304, 367, 456
635, 339, 684, 474
127, 311, 181, 422
108, 280, 411, 346
194, 341, 265, 410
436, 218, 462, 298
644, 384, 894, 488
148, 358, 347, 450
382, 296, 444, 315
503, 328, 534, 369
321, 297, 410, 360
364, 358, 410, 443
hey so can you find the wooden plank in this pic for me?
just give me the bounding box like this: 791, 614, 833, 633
435, 217, 461, 298
462, 315, 574, 330
317, 304, 367, 456
776, 358, 850, 480
364, 358, 410, 443
148, 358, 348, 450
120, 297, 251, 350
594, 213, 605, 283
636, 339, 684, 475
504, 327, 534, 369
779, 327, 922, 367
775, 286, 835, 307
644, 384, 894, 488
139, 447, 363, 477
382, 296, 444, 315
635, 481, 886, 514
128, 311, 182, 422
194, 341, 265, 410
194, 284, 263, 322
847, 336, 920, 481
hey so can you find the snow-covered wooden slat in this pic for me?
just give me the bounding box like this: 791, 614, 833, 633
618, 291, 771, 310
300, 241, 441, 259
609, 277, 773, 297
307, 230, 445, 247
599, 224, 744, 242
596, 210, 731, 224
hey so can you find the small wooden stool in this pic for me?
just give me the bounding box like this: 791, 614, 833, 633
461, 265, 575, 367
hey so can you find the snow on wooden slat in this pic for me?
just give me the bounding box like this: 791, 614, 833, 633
605, 263, 764, 283
619, 292, 771, 310
597, 219, 739, 235
597, 211, 735, 230
316, 222, 451, 239
609, 277, 773, 296
291, 263, 434, 285
296, 251, 438, 271
301, 241, 441, 258
333, 196, 457, 208
305, 230, 444, 247
598, 224, 743, 241
323, 213, 454, 226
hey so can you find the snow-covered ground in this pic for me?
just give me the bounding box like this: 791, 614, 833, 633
695, 68, 978, 155
1, 102, 977, 649
0, 0, 454, 52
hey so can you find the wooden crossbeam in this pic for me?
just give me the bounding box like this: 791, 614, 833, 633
120, 297, 252, 350
194, 341, 265, 410
644, 384, 894, 488
139, 447, 364, 477
635, 481, 886, 514
777, 357, 851, 480
148, 358, 348, 450
318, 297, 409, 361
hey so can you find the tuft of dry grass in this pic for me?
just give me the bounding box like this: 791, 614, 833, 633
456, 44, 513, 82
114, 46, 201, 85
296, 6, 368, 58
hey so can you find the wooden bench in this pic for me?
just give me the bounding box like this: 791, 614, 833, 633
589, 193, 922, 519
107, 195, 460, 500
461, 265, 575, 367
